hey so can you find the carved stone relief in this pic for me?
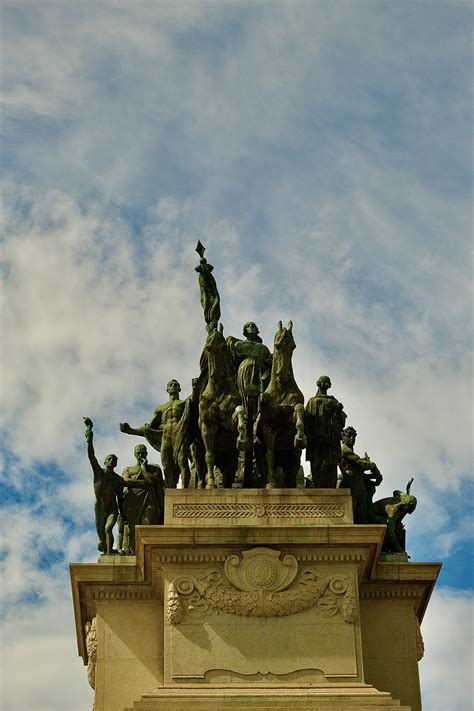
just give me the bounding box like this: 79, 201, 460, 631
224, 546, 298, 591
172, 503, 345, 519
415, 617, 424, 661
165, 547, 357, 624
85, 617, 97, 689
85, 617, 97, 711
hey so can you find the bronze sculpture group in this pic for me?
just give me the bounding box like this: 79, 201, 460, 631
85, 243, 417, 557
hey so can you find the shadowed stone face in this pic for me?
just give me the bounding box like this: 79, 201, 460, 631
166, 379, 181, 396
243, 321, 259, 339
134, 444, 147, 463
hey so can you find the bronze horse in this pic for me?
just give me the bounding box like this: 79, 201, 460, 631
198, 324, 248, 488
259, 321, 306, 488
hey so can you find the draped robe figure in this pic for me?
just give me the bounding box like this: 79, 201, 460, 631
122, 444, 165, 553
305, 376, 346, 488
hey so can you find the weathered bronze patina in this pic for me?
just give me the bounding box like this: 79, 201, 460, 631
121, 444, 165, 554
339, 426, 382, 524
81, 242, 419, 558
305, 376, 346, 488
373, 478, 418, 556
84, 417, 125, 555
120, 380, 192, 488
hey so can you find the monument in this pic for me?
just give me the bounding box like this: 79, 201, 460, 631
70, 244, 440, 711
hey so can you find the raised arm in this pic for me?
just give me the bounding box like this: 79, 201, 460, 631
84, 417, 101, 475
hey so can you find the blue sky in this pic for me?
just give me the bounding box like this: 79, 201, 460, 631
1, 2, 472, 709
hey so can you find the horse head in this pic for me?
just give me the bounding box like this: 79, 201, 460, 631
205, 322, 226, 352
204, 323, 229, 380
274, 320, 296, 353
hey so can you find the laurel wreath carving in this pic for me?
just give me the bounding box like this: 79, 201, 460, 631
172, 503, 345, 519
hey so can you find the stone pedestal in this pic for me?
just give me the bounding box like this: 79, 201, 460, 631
70, 490, 440, 711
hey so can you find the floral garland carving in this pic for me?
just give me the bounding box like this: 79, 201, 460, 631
85, 617, 97, 690
415, 617, 424, 661
165, 583, 184, 625
166, 560, 358, 625
85, 617, 97, 711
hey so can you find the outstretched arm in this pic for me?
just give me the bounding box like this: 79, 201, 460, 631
120, 422, 146, 437
120, 406, 163, 437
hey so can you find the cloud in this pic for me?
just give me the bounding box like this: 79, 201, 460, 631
1, 168, 471, 533
420, 588, 474, 711
1, 600, 93, 711
0, 1, 472, 707
2, 1, 471, 212
0, 184, 202, 466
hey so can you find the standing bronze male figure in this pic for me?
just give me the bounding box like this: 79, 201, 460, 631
305, 376, 346, 488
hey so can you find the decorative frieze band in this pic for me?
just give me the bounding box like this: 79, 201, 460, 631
155, 553, 228, 563
360, 587, 423, 600
91, 589, 153, 600
155, 552, 364, 565
172, 503, 345, 519
296, 553, 365, 563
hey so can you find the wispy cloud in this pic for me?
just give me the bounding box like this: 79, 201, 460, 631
420, 588, 474, 711
1, 1, 472, 709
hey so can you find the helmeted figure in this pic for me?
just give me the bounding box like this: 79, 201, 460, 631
227, 322, 272, 411
227, 322, 272, 484
305, 375, 346, 488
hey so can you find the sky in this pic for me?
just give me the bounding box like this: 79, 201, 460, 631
0, 1, 472, 709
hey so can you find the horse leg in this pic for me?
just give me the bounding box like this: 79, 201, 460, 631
233, 405, 249, 451
294, 403, 307, 450
178, 446, 191, 489
285, 448, 302, 488
254, 439, 266, 488
263, 426, 277, 489
221, 450, 238, 488
191, 441, 206, 489
201, 423, 216, 489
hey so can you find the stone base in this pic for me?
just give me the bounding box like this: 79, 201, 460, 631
125, 684, 412, 710
164, 488, 354, 527
70, 490, 440, 711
